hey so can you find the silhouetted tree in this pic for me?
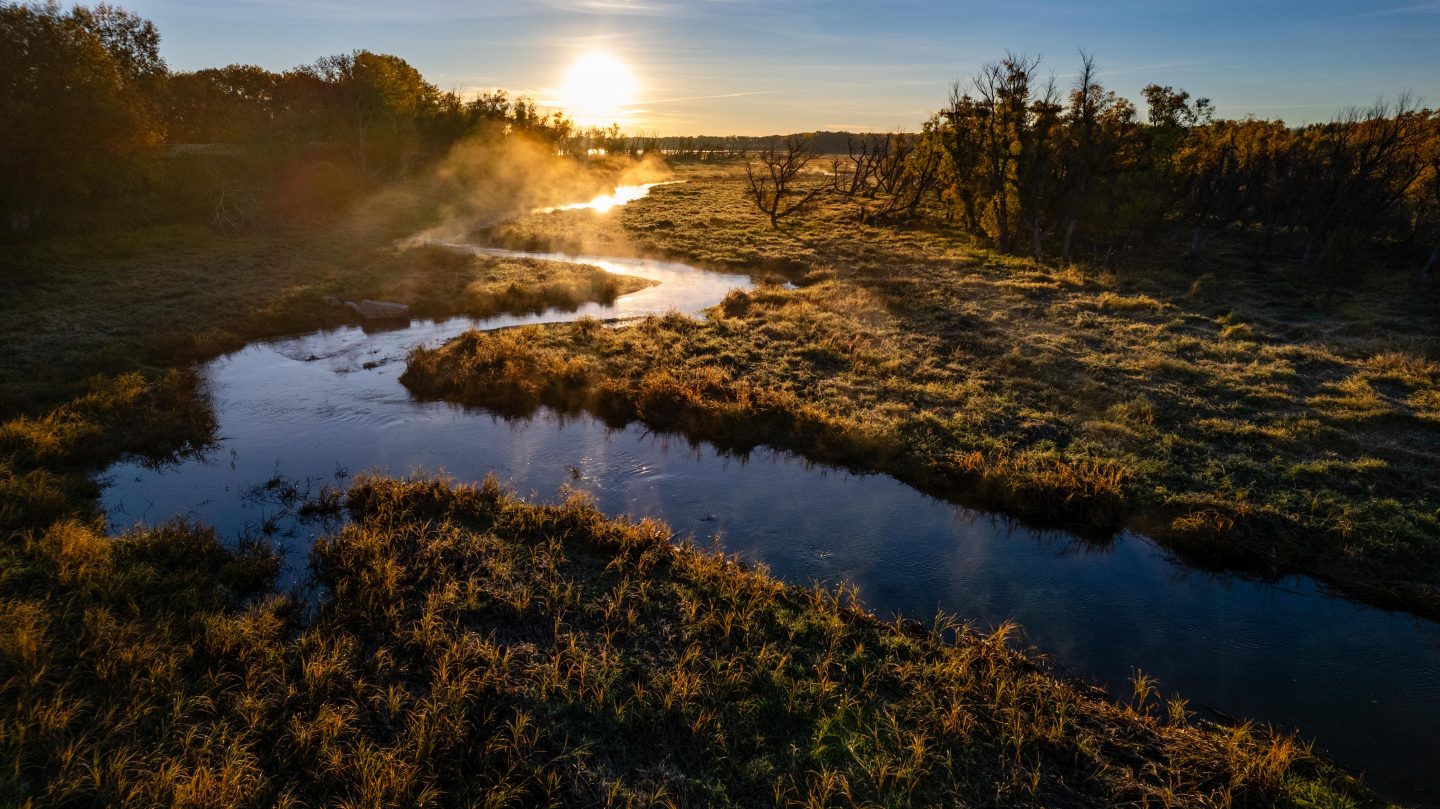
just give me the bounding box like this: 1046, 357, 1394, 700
0, 1, 165, 230
744, 135, 827, 228
165, 64, 280, 143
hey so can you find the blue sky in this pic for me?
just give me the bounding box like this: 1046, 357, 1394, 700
124, 0, 1439, 134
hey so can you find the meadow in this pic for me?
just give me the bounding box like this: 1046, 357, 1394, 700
4, 3, 1432, 803
4, 149, 1435, 804
0, 187, 649, 537
406, 161, 1440, 619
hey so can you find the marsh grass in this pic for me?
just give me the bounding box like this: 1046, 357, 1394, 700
0, 371, 216, 533
404, 160, 1440, 617
0, 475, 1375, 807
359, 244, 653, 321
0, 223, 647, 538
0, 221, 650, 416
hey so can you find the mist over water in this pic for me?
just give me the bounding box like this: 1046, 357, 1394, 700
100, 185, 1440, 804
534, 181, 677, 214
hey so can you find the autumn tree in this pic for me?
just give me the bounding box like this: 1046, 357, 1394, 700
295, 51, 440, 177
1057, 52, 1137, 261
962, 53, 1043, 252
1016, 73, 1064, 258
165, 64, 281, 143
1289, 101, 1428, 282
0, 1, 165, 230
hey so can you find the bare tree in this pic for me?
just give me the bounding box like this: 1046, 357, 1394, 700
836, 134, 891, 197
744, 135, 827, 227
1061, 50, 1102, 261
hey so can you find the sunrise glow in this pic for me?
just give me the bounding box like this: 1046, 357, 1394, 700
557, 52, 638, 127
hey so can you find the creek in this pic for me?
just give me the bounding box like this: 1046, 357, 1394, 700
101, 185, 1440, 804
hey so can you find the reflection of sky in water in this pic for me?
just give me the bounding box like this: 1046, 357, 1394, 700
99, 191, 1440, 805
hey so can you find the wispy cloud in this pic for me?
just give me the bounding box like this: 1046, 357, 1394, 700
538, 0, 671, 14
626, 90, 784, 106
537, 0, 763, 16
201, 0, 534, 22
1359, 2, 1440, 16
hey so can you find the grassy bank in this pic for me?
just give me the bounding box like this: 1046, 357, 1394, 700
0, 210, 648, 535
404, 161, 1440, 618
0, 475, 1374, 807
0, 221, 648, 416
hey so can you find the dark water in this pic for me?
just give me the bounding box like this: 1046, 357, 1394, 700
101, 237, 1440, 805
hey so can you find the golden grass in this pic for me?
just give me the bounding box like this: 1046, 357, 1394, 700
404, 160, 1440, 617
0, 475, 1376, 807
0, 372, 215, 533
0, 229, 648, 540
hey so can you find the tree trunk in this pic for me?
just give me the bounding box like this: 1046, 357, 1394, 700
1062, 218, 1077, 262
356, 119, 369, 178
1301, 235, 1316, 273
1188, 225, 1208, 256
995, 192, 1010, 252
1423, 240, 1439, 279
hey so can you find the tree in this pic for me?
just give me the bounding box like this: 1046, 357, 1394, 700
295, 51, 440, 177
1417, 113, 1440, 277
744, 135, 827, 228
939, 93, 987, 231
963, 53, 1041, 253
0, 2, 165, 230
165, 64, 280, 143
1016, 73, 1063, 258
1058, 51, 1136, 261
1290, 100, 1427, 282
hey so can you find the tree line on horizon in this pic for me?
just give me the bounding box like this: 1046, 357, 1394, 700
1, 2, 580, 233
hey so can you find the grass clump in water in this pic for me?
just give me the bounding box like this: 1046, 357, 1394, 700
364, 244, 653, 319
0, 371, 215, 533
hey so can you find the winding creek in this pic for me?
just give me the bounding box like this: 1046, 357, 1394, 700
101, 186, 1440, 804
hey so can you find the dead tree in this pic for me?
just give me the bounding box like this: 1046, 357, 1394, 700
875, 134, 914, 196
841, 134, 890, 197
866, 139, 945, 222
744, 135, 827, 227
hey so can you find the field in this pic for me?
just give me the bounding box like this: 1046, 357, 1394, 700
8, 1, 1438, 802
407, 161, 1440, 618
3, 155, 1431, 806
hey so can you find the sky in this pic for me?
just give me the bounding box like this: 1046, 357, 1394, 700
122, 0, 1440, 135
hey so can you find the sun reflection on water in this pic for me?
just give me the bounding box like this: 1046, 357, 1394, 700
534, 181, 676, 214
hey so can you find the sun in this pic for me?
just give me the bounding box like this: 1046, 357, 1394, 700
558, 52, 638, 127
